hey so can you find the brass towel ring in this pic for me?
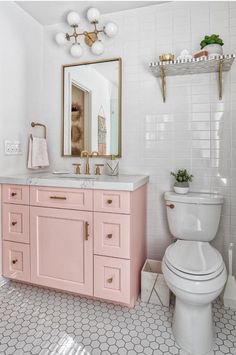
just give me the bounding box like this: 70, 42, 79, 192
31, 122, 47, 139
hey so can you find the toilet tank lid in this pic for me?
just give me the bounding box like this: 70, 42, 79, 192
164, 191, 223, 204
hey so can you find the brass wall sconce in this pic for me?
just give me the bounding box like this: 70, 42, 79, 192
55, 8, 118, 58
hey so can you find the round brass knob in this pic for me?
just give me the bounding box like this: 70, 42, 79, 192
11, 221, 17, 226
107, 277, 113, 284
107, 234, 113, 239
11, 192, 17, 197
107, 199, 112, 204
12, 259, 18, 264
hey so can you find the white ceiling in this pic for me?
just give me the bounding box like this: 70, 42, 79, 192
16, 1, 165, 26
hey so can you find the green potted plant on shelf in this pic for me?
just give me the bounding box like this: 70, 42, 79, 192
170, 169, 193, 194
200, 34, 224, 58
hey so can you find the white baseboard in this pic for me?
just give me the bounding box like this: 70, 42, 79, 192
0, 276, 8, 287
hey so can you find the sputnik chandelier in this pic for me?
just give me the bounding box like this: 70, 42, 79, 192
55, 8, 118, 58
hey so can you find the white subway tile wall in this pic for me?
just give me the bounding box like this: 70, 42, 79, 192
42, 2, 236, 272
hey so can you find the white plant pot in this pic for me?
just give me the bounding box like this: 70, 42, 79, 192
174, 186, 189, 194
204, 44, 223, 59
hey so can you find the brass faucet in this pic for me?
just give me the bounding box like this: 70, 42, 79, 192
80, 151, 100, 175
81, 150, 90, 175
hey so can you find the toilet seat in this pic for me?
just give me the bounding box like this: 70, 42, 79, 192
164, 240, 224, 281
164, 256, 224, 281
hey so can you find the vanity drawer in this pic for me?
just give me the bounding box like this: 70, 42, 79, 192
94, 212, 130, 259
3, 241, 30, 282
94, 255, 130, 304
30, 186, 93, 210
2, 185, 29, 205
94, 190, 130, 214
2, 204, 29, 244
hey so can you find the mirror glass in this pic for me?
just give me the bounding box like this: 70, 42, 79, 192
62, 58, 121, 157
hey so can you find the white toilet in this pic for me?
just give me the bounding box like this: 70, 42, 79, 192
162, 192, 227, 355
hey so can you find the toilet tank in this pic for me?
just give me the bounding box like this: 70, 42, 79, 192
164, 192, 223, 242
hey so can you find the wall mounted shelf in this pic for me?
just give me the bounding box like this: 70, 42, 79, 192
149, 54, 235, 102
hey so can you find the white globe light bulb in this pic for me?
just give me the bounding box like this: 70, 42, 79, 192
91, 41, 104, 56
70, 43, 83, 58
87, 7, 100, 23
67, 11, 80, 26
104, 22, 118, 38
55, 32, 67, 45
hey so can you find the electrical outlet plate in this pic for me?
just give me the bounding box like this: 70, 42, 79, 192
5, 140, 22, 155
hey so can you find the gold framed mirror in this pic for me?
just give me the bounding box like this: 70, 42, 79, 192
62, 58, 122, 157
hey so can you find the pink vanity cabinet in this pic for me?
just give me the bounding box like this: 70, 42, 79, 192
1, 183, 147, 307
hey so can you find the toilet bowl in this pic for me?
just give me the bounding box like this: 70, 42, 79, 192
162, 192, 227, 355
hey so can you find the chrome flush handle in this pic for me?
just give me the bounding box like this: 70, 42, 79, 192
166, 204, 175, 209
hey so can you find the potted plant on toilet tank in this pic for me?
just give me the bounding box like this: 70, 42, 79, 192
170, 169, 193, 194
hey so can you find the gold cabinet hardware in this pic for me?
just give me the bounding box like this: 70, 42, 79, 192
11, 192, 17, 197
107, 234, 113, 239
107, 277, 113, 283
50, 196, 67, 200
107, 199, 113, 204
72, 163, 81, 175
166, 204, 175, 209
11, 221, 17, 226
12, 259, 18, 264
84, 221, 89, 241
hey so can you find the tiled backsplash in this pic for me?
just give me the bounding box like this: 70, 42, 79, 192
42, 2, 236, 272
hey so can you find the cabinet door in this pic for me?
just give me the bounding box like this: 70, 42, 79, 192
30, 207, 93, 296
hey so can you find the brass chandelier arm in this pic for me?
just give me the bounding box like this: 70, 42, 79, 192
66, 22, 105, 46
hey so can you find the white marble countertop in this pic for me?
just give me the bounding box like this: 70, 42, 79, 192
0, 173, 149, 191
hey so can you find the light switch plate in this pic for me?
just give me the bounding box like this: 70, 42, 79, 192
5, 140, 22, 155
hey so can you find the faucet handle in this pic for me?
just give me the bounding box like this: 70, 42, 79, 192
80, 150, 89, 158
95, 164, 104, 175
91, 151, 99, 157
72, 163, 81, 175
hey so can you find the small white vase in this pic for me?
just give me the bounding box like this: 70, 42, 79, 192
204, 44, 223, 59
174, 186, 189, 194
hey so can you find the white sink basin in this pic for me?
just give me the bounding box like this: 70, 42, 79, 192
52, 173, 97, 180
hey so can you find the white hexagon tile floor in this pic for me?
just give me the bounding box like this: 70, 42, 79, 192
0, 282, 235, 355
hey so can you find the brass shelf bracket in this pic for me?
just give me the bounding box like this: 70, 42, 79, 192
219, 59, 223, 100
160, 66, 166, 102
